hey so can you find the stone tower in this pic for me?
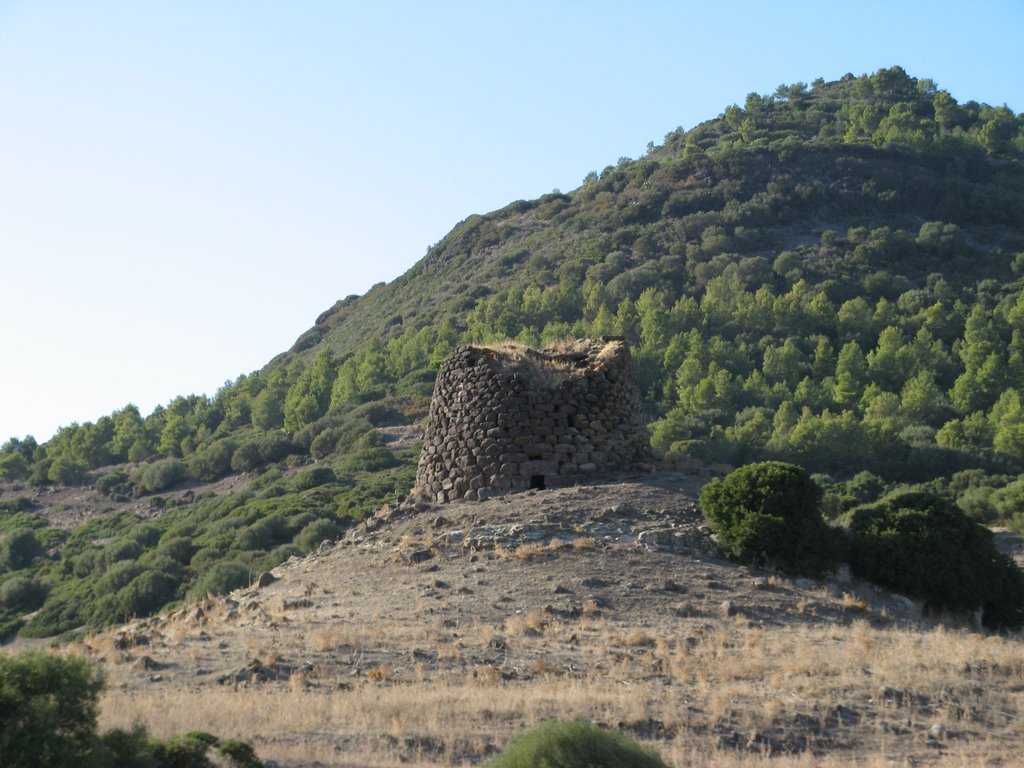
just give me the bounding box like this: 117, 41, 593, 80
416, 338, 652, 503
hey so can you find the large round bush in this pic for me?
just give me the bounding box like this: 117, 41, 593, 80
138, 458, 186, 493
0, 528, 44, 572
849, 491, 1024, 629
699, 461, 839, 575
0, 575, 47, 613
191, 561, 250, 598
483, 720, 668, 768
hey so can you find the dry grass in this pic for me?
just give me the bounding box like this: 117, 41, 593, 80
98, 618, 1024, 767
503, 609, 547, 636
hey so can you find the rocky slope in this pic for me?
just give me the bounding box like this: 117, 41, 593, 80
64, 473, 1024, 767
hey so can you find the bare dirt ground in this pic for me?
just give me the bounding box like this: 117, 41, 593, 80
51, 472, 1024, 768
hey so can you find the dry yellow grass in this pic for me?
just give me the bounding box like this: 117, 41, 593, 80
98, 618, 1024, 767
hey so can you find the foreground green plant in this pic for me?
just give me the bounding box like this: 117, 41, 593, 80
483, 720, 669, 768
0, 651, 262, 768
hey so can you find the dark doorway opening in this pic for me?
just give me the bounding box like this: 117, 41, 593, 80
530, 475, 546, 490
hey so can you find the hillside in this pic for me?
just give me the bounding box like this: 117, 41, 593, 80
74, 477, 1024, 766
3, 65, 1024, 644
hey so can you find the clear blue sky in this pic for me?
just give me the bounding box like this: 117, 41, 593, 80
1, 1, 1022, 442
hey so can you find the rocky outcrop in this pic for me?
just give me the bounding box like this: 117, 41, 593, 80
416, 338, 652, 503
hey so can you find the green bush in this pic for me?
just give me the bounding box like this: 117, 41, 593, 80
191, 561, 250, 598
257, 433, 298, 463
309, 428, 343, 459
290, 465, 337, 491
483, 720, 669, 768
295, 518, 342, 551
699, 461, 840, 576
342, 446, 398, 472
126, 523, 162, 549
849, 491, 1024, 628
98, 560, 146, 593
95, 470, 129, 497
101, 538, 144, 567
0, 651, 262, 767
0, 651, 104, 767
230, 441, 262, 472
0, 496, 34, 514
138, 458, 187, 493
187, 439, 236, 482
18, 580, 91, 638
983, 553, 1024, 630
0, 575, 48, 612
157, 535, 196, 564
116, 570, 178, 618
47, 454, 89, 486
0, 528, 44, 571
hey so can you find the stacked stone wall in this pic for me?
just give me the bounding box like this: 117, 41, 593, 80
416, 338, 652, 503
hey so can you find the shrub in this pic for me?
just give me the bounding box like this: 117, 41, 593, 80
0, 652, 262, 767
0, 451, 29, 480
95, 470, 129, 497
983, 554, 1024, 630
309, 428, 343, 459
342, 446, 397, 472
187, 439, 236, 482
116, 570, 178, 618
0, 496, 34, 514
125, 523, 162, 549
483, 720, 669, 768
0, 651, 104, 767
0, 528, 44, 571
295, 518, 342, 551
257, 433, 298, 463
849, 491, 1024, 628
154, 535, 194, 566
290, 465, 337, 491
0, 575, 48, 612
138, 458, 187, 493
101, 538, 144, 568
191, 561, 250, 598
47, 454, 89, 486
699, 461, 840, 576
230, 441, 262, 472
98, 560, 146, 594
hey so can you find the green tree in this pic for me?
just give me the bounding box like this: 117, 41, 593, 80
0, 652, 104, 768
833, 341, 868, 408
110, 405, 146, 461
900, 370, 947, 424
990, 390, 1024, 459
284, 350, 337, 432
867, 326, 915, 391
250, 368, 289, 431
761, 339, 806, 387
